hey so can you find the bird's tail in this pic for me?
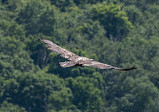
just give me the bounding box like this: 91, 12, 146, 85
59, 61, 76, 68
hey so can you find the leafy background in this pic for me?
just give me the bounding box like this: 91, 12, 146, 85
0, 0, 159, 112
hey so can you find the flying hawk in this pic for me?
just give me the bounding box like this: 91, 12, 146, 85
41, 39, 137, 71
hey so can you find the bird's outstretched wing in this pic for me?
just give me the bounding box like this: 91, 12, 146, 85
41, 39, 137, 71
82, 60, 137, 71
41, 39, 79, 61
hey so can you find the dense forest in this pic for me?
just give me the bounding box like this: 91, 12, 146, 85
0, 0, 159, 112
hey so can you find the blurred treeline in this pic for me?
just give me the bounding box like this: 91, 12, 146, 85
0, 0, 159, 112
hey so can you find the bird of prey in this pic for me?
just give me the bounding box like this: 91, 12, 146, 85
41, 39, 137, 71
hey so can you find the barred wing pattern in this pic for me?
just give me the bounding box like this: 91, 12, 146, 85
41, 39, 137, 71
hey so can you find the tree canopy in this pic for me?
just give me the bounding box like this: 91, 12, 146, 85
0, 0, 159, 112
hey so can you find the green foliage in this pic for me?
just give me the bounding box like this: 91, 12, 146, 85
0, 71, 73, 112
0, 19, 25, 40
1, 0, 159, 112
0, 101, 26, 112
0, 36, 35, 78
1, 0, 26, 11
92, 2, 133, 40
16, 0, 54, 35
49, 0, 75, 11
66, 76, 104, 112
124, 5, 144, 24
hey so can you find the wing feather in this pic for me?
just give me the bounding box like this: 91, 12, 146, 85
41, 39, 79, 60
82, 61, 115, 69
59, 61, 76, 67
83, 61, 136, 71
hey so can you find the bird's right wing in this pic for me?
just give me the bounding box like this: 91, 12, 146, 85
41, 39, 80, 61
83, 60, 137, 71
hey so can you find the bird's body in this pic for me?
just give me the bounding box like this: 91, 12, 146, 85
41, 39, 137, 71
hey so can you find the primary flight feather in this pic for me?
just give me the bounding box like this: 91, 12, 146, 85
41, 39, 136, 71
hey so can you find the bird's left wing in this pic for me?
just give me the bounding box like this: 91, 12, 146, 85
41, 39, 80, 61
83, 60, 137, 71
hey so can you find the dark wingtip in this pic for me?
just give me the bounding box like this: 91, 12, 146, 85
120, 66, 137, 71
132, 66, 137, 69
